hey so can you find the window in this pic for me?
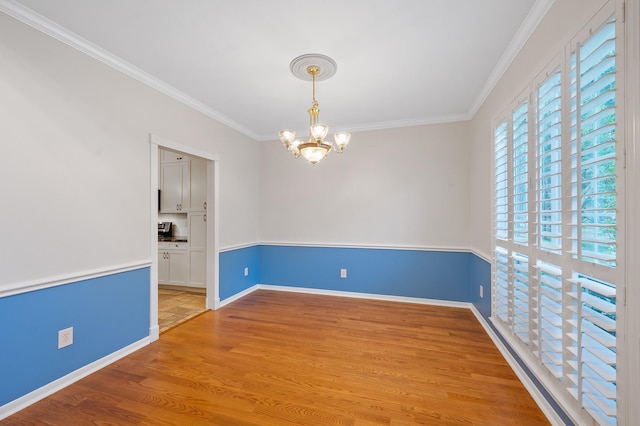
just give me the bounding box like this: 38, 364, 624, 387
492, 8, 622, 426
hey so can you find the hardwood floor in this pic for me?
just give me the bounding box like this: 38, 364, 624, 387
4, 290, 549, 425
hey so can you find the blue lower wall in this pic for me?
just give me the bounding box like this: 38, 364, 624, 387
470, 253, 492, 319
219, 245, 260, 300
0, 267, 150, 407
219, 245, 477, 303
258, 245, 473, 302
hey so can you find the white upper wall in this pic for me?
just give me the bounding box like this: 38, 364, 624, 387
260, 123, 472, 249
469, 0, 611, 259
0, 12, 260, 288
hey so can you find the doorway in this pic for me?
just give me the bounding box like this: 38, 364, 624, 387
149, 134, 219, 341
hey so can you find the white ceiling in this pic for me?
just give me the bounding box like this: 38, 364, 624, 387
4, 0, 550, 141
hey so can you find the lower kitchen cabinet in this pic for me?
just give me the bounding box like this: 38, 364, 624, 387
189, 250, 206, 287
188, 211, 207, 288
158, 251, 169, 282
158, 242, 188, 286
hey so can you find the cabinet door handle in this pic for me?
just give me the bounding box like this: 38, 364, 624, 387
204, 201, 207, 210
204, 214, 207, 222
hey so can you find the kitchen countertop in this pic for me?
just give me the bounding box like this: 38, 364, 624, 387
158, 237, 188, 243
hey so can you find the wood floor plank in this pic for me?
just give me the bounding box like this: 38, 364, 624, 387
4, 290, 550, 425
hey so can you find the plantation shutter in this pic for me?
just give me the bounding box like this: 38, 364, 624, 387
534, 69, 564, 378
565, 15, 618, 426
536, 69, 563, 255
512, 102, 529, 246
492, 7, 621, 425
495, 121, 509, 243
568, 16, 617, 268
494, 121, 510, 325
536, 261, 563, 378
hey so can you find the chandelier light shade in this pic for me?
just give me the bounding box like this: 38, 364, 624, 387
278, 54, 351, 165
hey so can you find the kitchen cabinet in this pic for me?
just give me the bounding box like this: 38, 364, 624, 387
160, 162, 190, 212
188, 211, 206, 288
189, 212, 206, 250
158, 251, 169, 282
161, 150, 189, 163
158, 242, 188, 286
189, 251, 206, 287
190, 157, 207, 211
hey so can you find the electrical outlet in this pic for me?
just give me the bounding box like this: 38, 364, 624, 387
244, 267, 249, 277
480, 285, 484, 298
340, 269, 347, 279
58, 327, 73, 349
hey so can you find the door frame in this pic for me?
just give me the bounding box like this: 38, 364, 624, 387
149, 134, 220, 341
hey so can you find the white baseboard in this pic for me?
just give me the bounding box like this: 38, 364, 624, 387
0, 337, 150, 421
255, 284, 473, 309
469, 306, 564, 426
217, 284, 260, 308
149, 324, 160, 342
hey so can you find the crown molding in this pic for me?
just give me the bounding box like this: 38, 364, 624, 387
0, 0, 261, 141
255, 112, 473, 141
1, 0, 553, 142
467, 0, 556, 118
257, 0, 555, 142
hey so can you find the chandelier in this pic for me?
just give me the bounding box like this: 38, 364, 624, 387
278, 54, 351, 165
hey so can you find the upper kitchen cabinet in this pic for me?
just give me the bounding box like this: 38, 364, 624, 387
160, 160, 190, 213
189, 157, 207, 212
161, 149, 190, 163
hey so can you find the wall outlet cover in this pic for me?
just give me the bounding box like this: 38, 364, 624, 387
58, 327, 73, 349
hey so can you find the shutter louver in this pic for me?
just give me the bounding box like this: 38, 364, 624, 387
512, 103, 529, 246
567, 276, 617, 426
536, 261, 563, 378
494, 246, 510, 324
495, 121, 509, 242
512, 253, 530, 344
569, 17, 617, 268
537, 70, 563, 255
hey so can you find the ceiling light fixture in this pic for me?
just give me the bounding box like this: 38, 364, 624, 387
278, 54, 351, 165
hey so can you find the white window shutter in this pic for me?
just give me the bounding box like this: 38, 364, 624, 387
492, 9, 620, 426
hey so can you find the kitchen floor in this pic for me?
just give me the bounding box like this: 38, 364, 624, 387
158, 287, 206, 333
